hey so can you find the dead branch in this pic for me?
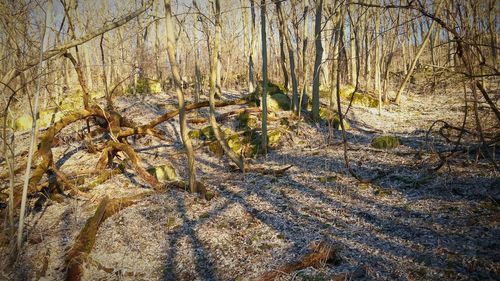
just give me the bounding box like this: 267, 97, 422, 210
102, 141, 161, 190
254, 240, 336, 281
1, 2, 153, 87
117, 98, 249, 138
246, 165, 293, 176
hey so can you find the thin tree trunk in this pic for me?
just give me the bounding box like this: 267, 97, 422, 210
249, 0, 257, 93
261, 0, 268, 154
374, 8, 381, 115
364, 13, 371, 89
488, 0, 497, 69
193, 21, 201, 103
276, 0, 299, 112
100, 34, 111, 109
209, 0, 245, 170
164, 0, 197, 192
275, 1, 289, 89
299, 0, 309, 116
394, 0, 444, 104
349, 5, 357, 85
17, 0, 52, 255
311, 0, 324, 121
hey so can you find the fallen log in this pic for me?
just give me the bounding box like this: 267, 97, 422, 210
254, 240, 336, 281
118, 98, 249, 138
66, 193, 149, 281
246, 165, 293, 177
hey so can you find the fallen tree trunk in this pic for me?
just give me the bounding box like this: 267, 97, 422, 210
65, 193, 149, 281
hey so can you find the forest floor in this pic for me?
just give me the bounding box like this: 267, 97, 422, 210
1, 85, 499, 281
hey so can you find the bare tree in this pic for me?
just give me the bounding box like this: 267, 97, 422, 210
311, 0, 324, 121
261, 0, 268, 154
17, 0, 53, 254
394, 0, 444, 104
164, 0, 197, 192
208, 0, 245, 170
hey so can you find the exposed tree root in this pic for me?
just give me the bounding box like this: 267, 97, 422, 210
65, 193, 149, 281
81, 168, 123, 192
97, 141, 161, 190
254, 240, 337, 281
51, 165, 90, 198
167, 180, 214, 200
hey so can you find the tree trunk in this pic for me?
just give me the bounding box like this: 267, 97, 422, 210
311, 0, 324, 121
17, 0, 52, 255
260, 0, 268, 154
209, 0, 245, 170
394, 0, 444, 104
374, 7, 381, 115
276, 0, 299, 112
299, 0, 309, 115
275, 1, 289, 89
249, 0, 257, 93
349, 5, 357, 85
164, 0, 197, 192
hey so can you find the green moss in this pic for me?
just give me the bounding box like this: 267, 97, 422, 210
188, 129, 202, 139
349, 92, 379, 107
319, 107, 350, 130
147, 164, 178, 181
237, 111, 258, 130
14, 115, 33, 131
320, 84, 379, 108
319, 175, 337, 183
266, 93, 291, 111
201, 126, 216, 141
204, 191, 215, 201
128, 78, 162, 94
373, 187, 392, 196
227, 134, 242, 153
331, 115, 350, 130
208, 142, 224, 158
166, 216, 176, 228
14, 110, 66, 131
249, 81, 291, 112
256, 80, 287, 95
268, 130, 282, 148
371, 135, 401, 149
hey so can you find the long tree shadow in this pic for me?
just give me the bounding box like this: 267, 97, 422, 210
163, 191, 219, 281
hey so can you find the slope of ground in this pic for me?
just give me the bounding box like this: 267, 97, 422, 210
1, 87, 498, 281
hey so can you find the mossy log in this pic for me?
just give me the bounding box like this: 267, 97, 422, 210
65, 194, 149, 281
81, 168, 123, 191
255, 240, 336, 281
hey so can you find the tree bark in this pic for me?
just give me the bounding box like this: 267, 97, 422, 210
17, 0, 52, 255
260, 0, 268, 154
394, 0, 444, 104
276, 0, 299, 112
311, 0, 324, 121
164, 0, 197, 192
209, 0, 245, 171
299, 0, 309, 115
